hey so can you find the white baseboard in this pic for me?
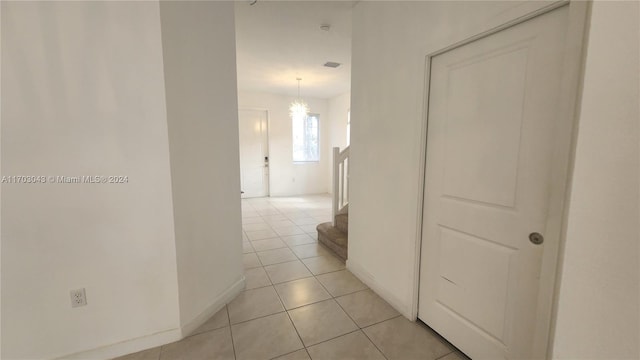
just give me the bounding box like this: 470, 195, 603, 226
268, 192, 331, 198
180, 275, 245, 337
346, 259, 413, 320
58, 328, 182, 360
58, 275, 245, 360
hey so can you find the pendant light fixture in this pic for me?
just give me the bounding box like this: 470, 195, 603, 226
289, 77, 310, 120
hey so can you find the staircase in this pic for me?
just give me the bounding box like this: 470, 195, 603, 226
317, 213, 348, 260
317, 146, 349, 260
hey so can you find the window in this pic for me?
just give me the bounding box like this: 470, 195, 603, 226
292, 113, 319, 162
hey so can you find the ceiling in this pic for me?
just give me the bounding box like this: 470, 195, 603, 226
234, 1, 354, 99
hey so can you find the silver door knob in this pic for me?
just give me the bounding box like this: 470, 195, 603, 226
529, 232, 544, 245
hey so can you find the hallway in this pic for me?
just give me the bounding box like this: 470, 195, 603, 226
117, 195, 466, 360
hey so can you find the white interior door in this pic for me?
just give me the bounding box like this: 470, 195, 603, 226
238, 109, 269, 198
419, 6, 569, 359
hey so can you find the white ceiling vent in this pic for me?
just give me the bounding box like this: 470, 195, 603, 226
324, 62, 341, 68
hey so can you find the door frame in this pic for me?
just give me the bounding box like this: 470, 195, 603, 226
238, 107, 271, 198
410, 1, 591, 358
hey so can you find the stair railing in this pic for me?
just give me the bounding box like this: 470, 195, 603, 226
332, 146, 350, 226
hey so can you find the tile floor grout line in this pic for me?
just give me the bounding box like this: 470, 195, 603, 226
330, 289, 396, 360
255, 246, 336, 271
226, 306, 239, 360
325, 286, 371, 299
434, 350, 456, 360
332, 292, 363, 329
265, 275, 313, 287
269, 274, 309, 359
239, 282, 273, 291
298, 251, 341, 300
256, 255, 300, 267
359, 327, 391, 360
300, 328, 362, 351
360, 314, 404, 330
328, 290, 392, 360
302, 347, 313, 360
281, 233, 363, 301
182, 324, 227, 340
355, 314, 409, 360
266, 348, 303, 360
333, 287, 370, 300
281, 234, 342, 272
279, 293, 333, 312
306, 266, 348, 277
274, 276, 332, 311
228, 305, 287, 326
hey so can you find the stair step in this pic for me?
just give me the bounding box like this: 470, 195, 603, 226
316, 222, 347, 260
335, 213, 348, 234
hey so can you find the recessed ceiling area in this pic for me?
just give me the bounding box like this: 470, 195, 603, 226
234, 1, 354, 99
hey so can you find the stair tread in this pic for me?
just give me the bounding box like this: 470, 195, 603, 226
316, 222, 348, 260
335, 213, 348, 234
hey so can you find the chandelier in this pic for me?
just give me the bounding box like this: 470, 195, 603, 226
289, 77, 309, 120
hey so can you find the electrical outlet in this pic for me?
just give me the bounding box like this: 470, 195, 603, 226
70, 288, 87, 308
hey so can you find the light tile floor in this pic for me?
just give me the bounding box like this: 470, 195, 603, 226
116, 195, 467, 360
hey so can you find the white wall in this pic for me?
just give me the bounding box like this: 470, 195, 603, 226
1, 2, 245, 358
552, 1, 639, 358
1, 2, 180, 358
159, 1, 244, 332
327, 92, 351, 193
238, 91, 329, 196
327, 92, 350, 151
349, 0, 639, 357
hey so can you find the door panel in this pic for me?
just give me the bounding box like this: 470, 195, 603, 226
238, 109, 269, 198
442, 45, 529, 208
437, 226, 513, 341
419, 6, 569, 359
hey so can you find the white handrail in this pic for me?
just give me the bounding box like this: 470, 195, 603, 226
332, 146, 350, 226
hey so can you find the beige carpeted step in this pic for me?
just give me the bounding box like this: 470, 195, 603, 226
335, 213, 348, 234
316, 222, 348, 261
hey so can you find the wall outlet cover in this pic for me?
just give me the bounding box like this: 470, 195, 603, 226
70, 288, 87, 308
